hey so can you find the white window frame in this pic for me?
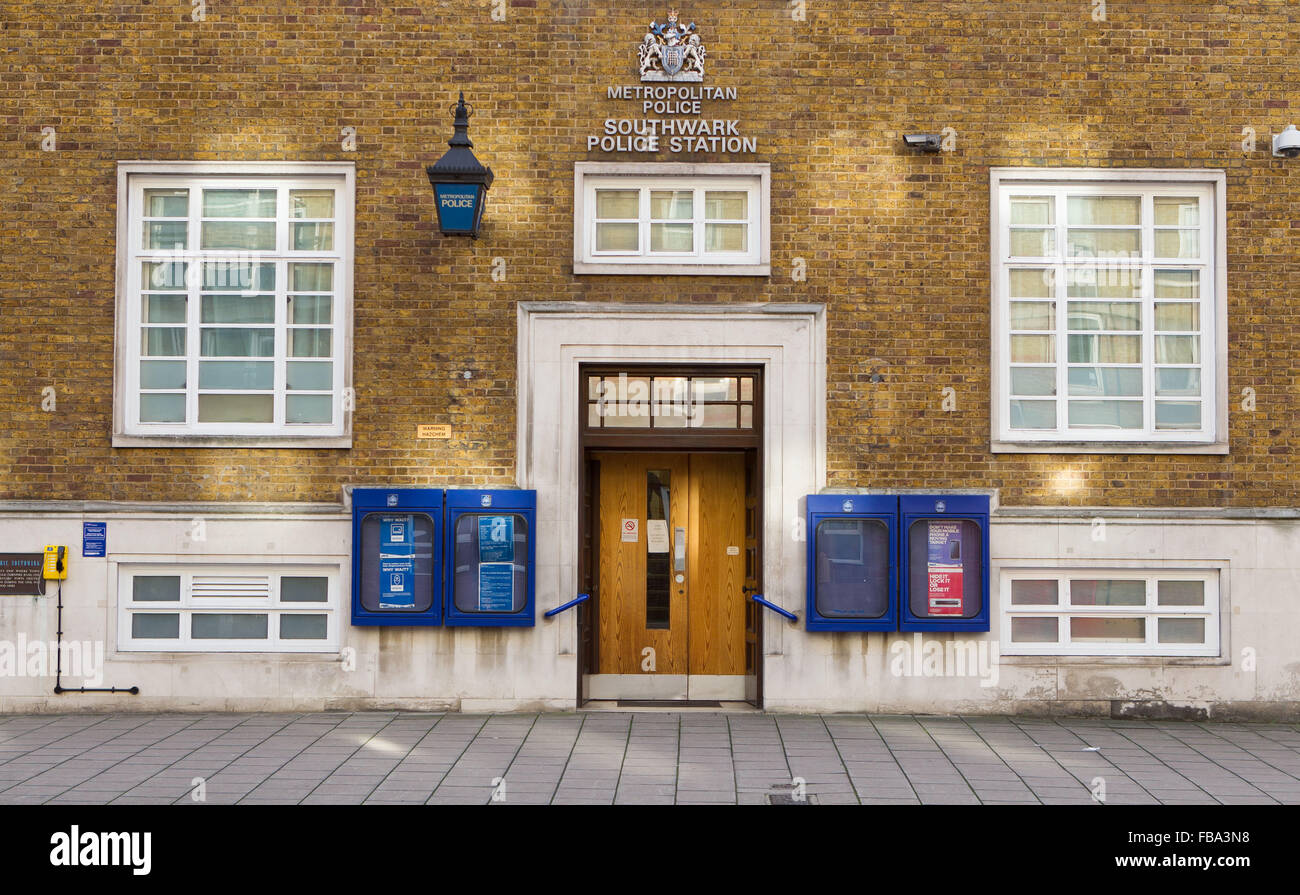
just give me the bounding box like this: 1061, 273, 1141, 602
999, 568, 1220, 657
990, 168, 1228, 453
117, 562, 341, 653
573, 162, 770, 275
113, 161, 355, 448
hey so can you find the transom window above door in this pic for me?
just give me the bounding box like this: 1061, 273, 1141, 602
573, 163, 770, 275
114, 162, 354, 447
583, 370, 760, 434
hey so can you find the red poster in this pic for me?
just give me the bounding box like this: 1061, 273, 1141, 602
926, 522, 964, 616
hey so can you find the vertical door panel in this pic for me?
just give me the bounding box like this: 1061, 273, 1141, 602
687, 452, 747, 677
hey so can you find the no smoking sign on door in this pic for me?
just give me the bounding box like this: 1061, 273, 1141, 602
621, 518, 639, 543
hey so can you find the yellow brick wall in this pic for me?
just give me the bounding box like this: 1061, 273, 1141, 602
1, 1, 1297, 507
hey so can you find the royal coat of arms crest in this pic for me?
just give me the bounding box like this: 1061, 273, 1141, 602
638, 9, 706, 82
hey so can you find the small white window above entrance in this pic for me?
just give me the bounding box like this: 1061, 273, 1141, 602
573, 162, 770, 276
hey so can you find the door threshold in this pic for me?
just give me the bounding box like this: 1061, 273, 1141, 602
580, 699, 760, 713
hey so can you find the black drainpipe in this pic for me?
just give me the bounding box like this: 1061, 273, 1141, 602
53, 579, 139, 696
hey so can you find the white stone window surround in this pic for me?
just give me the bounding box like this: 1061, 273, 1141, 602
573, 162, 771, 276
989, 167, 1228, 454
112, 161, 355, 448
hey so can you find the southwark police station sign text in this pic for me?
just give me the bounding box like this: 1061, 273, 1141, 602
588, 85, 757, 154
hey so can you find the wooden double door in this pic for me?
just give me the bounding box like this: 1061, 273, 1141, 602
583, 451, 759, 702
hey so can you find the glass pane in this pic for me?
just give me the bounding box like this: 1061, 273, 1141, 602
1158, 580, 1205, 606
133, 576, 180, 602
596, 222, 639, 252
706, 191, 747, 219
691, 405, 737, 428
814, 519, 891, 619
140, 360, 186, 389
1010, 367, 1056, 396
906, 519, 984, 619
1068, 400, 1143, 429
650, 222, 693, 253
1009, 230, 1054, 257
1011, 617, 1058, 643
145, 189, 188, 217
282, 577, 329, 602
142, 294, 186, 323
203, 189, 276, 218
1070, 617, 1145, 643
201, 328, 275, 357
1068, 302, 1140, 331
287, 361, 333, 391
1156, 335, 1199, 364
740, 378, 754, 401
1068, 334, 1140, 363
1066, 267, 1140, 299
740, 405, 753, 428
1156, 368, 1200, 397
1010, 334, 1054, 363
691, 377, 738, 401
198, 394, 274, 423
1155, 401, 1201, 430
1068, 367, 1143, 397
645, 470, 672, 629
705, 223, 747, 252
1070, 579, 1145, 606
291, 295, 332, 324
292, 222, 334, 251
201, 295, 274, 324
612, 375, 650, 403
291, 329, 332, 358
451, 514, 529, 614
1009, 197, 1054, 226
650, 190, 692, 219
204, 261, 274, 292
1155, 270, 1199, 299
1009, 302, 1055, 330
290, 189, 334, 219
1067, 196, 1140, 225
1009, 400, 1056, 429
142, 328, 185, 356
200, 221, 275, 251
132, 614, 180, 638
359, 513, 436, 613
286, 395, 333, 424
1155, 303, 1199, 331
1154, 197, 1199, 226
596, 190, 640, 219
1008, 268, 1053, 297
290, 263, 333, 292
1067, 229, 1141, 258
280, 614, 328, 640
140, 393, 185, 422
1155, 230, 1199, 259
1010, 580, 1058, 605
1158, 617, 1205, 645
191, 614, 269, 639
144, 221, 187, 250
199, 361, 273, 390
142, 261, 187, 290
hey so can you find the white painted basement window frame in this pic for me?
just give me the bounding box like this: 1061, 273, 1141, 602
573, 162, 770, 276
999, 569, 1219, 657
117, 563, 340, 653
990, 168, 1228, 454
113, 161, 355, 448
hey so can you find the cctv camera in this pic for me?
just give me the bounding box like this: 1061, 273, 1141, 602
1273, 125, 1300, 158
903, 133, 943, 153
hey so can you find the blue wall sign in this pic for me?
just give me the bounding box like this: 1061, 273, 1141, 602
82, 522, 107, 558
478, 562, 514, 612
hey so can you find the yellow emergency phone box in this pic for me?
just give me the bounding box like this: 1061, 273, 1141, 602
43, 545, 67, 580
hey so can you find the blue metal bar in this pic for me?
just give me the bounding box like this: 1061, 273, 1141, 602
750, 594, 798, 623
544, 593, 590, 619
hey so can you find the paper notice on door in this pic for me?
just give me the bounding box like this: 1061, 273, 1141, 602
621, 518, 639, 543
646, 519, 670, 553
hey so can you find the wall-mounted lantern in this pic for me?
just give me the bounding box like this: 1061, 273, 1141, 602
426, 92, 494, 238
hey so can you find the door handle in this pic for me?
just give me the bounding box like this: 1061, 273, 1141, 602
741, 585, 759, 594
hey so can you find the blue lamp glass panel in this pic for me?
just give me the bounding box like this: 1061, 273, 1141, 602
435, 184, 481, 234
444, 489, 537, 627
